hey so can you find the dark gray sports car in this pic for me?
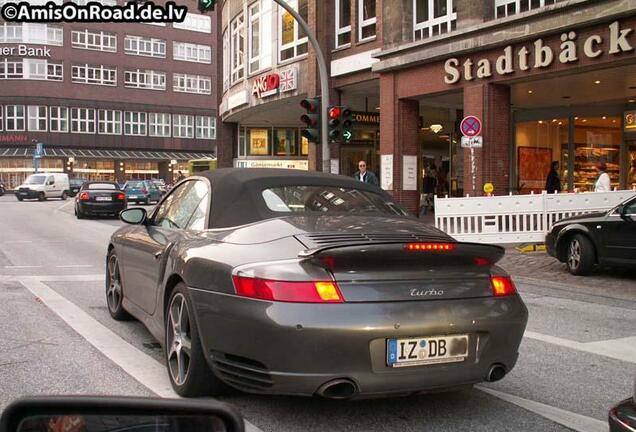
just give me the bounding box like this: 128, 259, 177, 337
106, 169, 528, 399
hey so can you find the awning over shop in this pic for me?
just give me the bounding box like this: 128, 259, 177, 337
0, 147, 216, 161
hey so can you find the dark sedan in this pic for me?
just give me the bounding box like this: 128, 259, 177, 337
69, 178, 87, 197
75, 182, 127, 219
546, 194, 636, 275
106, 169, 528, 399
609, 377, 636, 432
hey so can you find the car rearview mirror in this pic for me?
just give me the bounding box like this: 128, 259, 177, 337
120, 208, 147, 225
0, 396, 244, 432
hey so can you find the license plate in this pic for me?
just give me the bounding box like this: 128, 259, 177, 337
387, 334, 469, 368
96, 197, 112, 202
19, 192, 27, 195
128, 195, 137, 199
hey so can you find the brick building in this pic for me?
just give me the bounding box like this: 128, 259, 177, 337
0, 0, 223, 189
220, 0, 636, 213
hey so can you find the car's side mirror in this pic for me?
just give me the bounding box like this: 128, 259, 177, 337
0, 396, 244, 432
120, 208, 147, 225
619, 204, 635, 221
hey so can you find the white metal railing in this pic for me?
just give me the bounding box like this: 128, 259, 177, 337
434, 190, 636, 244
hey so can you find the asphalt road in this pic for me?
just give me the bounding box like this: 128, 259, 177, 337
1, 194, 634, 432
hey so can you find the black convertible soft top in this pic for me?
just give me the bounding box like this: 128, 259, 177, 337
196, 168, 397, 229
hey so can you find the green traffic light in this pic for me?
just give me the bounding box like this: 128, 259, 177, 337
343, 130, 353, 141
198, 0, 216, 12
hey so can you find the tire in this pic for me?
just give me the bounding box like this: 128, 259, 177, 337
17, 197, 23, 201
566, 234, 595, 276
38, 192, 46, 201
76, 206, 85, 219
165, 283, 227, 397
106, 251, 133, 321
61, 191, 67, 201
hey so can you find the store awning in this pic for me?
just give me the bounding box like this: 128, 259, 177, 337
0, 147, 216, 161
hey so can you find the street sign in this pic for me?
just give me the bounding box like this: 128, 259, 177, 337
34, 142, 44, 159
460, 136, 483, 148
460, 115, 482, 137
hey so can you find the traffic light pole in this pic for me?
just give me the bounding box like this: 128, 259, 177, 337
272, 0, 330, 173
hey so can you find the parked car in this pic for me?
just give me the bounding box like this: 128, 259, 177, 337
106, 169, 528, 399
75, 182, 127, 219
609, 377, 636, 432
15, 173, 69, 201
151, 179, 167, 195
0, 181, 5, 196
69, 178, 87, 197
123, 180, 162, 205
546, 194, 636, 275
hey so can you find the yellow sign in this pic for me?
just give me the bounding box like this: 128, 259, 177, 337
483, 183, 494, 194
281, 12, 295, 45
249, 129, 269, 155
625, 111, 636, 131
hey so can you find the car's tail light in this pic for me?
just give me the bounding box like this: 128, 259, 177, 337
404, 243, 456, 251
117, 193, 126, 201
79, 192, 90, 201
142, 188, 148, 194
490, 276, 517, 297
232, 276, 344, 303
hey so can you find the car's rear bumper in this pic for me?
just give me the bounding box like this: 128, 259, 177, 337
78, 201, 126, 214
189, 289, 528, 397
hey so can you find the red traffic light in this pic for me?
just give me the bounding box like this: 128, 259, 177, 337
300, 99, 319, 113
328, 107, 342, 119
300, 114, 318, 127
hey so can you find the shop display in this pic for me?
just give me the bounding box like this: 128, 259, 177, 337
567, 143, 620, 191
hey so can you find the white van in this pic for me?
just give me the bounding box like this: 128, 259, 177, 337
15, 173, 70, 201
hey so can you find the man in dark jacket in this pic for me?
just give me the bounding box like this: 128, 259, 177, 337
353, 160, 379, 186
545, 161, 561, 194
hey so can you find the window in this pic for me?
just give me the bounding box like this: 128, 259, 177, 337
0, 59, 24, 79
72, 64, 117, 86
247, 1, 272, 74
149, 113, 171, 137
0, 59, 62, 81
335, 0, 351, 47
50, 107, 68, 133
248, 128, 270, 155
124, 69, 166, 90
495, 0, 558, 18
262, 186, 408, 216
0, 23, 23, 43
173, 114, 194, 138
173, 13, 212, 33
279, 0, 308, 62
124, 112, 147, 136
0, 23, 63, 45
72, 29, 116, 52
413, 0, 456, 40
124, 35, 166, 58
230, 13, 245, 83
196, 116, 216, 139
173, 42, 212, 63
0, 106, 3, 131
98, 110, 122, 135
153, 180, 209, 230
173, 74, 212, 95
71, 108, 96, 133
358, 0, 376, 41
27, 106, 47, 132
274, 128, 298, 156
222, 30, 230, 91
5, 105, 25, 131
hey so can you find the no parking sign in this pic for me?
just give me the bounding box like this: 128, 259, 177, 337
460, 116, 482, 137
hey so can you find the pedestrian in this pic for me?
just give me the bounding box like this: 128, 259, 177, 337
545, 161, 561, 194
594, 162, 611, 192
353, 160, 379, 186
176, 171, 186, 182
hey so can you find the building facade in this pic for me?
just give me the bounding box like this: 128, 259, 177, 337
0, 0, 221, 189
220, 0, 636, 213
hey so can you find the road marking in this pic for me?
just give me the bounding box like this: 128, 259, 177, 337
3, 265, 42, 269
524, 331, 636, 364
17, 277, 263, 432
55, 265, 94, 268
477, 386, 607, 432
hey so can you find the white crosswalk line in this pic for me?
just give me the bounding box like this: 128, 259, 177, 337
524, 331, 636, 364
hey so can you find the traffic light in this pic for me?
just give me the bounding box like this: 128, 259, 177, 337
198, 0, 216, 13
328, 106, 342, 141
300, 98, 320, 143
342, 107, 353, 142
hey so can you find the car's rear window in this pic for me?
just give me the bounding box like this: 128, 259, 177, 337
262, 186, 408, 216
88, 183, 117, 190
125, 181, 143, 188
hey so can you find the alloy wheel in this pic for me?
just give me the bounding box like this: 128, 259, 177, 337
568, 239, 581, 270
106, 254, 123, 312
167, 293, 192, 386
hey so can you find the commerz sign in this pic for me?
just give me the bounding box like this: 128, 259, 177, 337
444, 21, 633, 84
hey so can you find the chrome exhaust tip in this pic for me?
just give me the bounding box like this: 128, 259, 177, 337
487, 364, 506, 382
316, 379, 358, 399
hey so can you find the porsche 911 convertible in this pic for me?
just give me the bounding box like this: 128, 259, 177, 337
106, 169, 528, 399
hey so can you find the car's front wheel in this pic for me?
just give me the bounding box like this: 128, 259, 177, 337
106, 251, 133, 320
566, 234, 595, 276
61, 191, 68, 200
166, 284, 226, 397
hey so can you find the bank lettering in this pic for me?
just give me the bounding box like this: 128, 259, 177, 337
444, 21, 633, 84
0, 45, 51, 58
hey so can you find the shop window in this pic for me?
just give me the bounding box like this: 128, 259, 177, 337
301, 135, 309, 156
71, 107, 96, 134
124, 111, 147, 136
413, 0, 456, 41
515, 118, 568, 194
248, 128, 271, 155
335, 0, 351, 48
5, 105, 25, 131
274, 128, 298, 156
230, 13, 245, 84
495, 0, 559, 18
238, 127, 247, 156
50, 107, 68, 133
173, 114, 195, 139
149, 113, 171, 137
27, 105, 48, 132
573, 116, 620, 192
98, 110, 122, 135
629, 143, 636, 190
358, 0, 376, 42
278, 0, 308, 62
